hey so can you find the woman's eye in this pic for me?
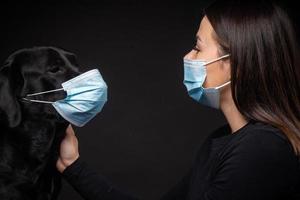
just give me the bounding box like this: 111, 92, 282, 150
193, 46, 201, 52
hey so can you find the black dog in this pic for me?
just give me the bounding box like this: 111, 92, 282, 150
0, 47, 81, 200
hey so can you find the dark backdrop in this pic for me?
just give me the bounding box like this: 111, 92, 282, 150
0, 1, 298, 200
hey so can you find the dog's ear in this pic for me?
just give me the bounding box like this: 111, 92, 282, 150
64, 51, 79, 67
57, 47, 79, 67
0, 60, 22, 128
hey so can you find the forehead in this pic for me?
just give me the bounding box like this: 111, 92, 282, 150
12, 48, 62, 64
196, 16, 215, 43
8, 48, 66, 74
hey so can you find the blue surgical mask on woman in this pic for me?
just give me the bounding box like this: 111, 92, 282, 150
183, 54, 230, 109
22, 69, 108, 127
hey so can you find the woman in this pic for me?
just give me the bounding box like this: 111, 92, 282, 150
56, 0, 300, 199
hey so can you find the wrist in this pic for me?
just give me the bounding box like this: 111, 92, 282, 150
57, 154, 80, 173
64, 154, 80, 167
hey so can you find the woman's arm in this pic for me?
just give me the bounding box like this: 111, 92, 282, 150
56, 125, 139, 200
57, 125, 192, 200
62, 157, 140, 200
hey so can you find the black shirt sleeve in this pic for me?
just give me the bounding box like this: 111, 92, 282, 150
62, 158, 139, 200
62, 157, 192, 200
62, 124, 300, 200
159, 168, 192, 200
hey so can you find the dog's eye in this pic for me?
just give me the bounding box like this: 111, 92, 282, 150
48, 66, 61, 73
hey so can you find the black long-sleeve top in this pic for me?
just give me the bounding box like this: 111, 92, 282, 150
62, 121, 300, 200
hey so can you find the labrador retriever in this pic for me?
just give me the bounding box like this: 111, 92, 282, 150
0, 46, 81, 200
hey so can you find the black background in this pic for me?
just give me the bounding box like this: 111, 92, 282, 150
0, 1, 298, 199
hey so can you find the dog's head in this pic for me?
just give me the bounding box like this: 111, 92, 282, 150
0, 46, 80, 128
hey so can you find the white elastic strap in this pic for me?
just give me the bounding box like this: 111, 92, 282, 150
22, 88, 64, 103
26, 88, 64, 97
205, 54, 230, 66
22, 98, 55, 104
215, 81, 231, 90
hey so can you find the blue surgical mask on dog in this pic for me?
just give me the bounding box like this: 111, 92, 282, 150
183, 54, 230, 109
22, 69, 108, 127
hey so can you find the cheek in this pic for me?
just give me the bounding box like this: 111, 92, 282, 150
195, 50, 214, 60
199, 45, 219, 60
203, 62, 229, 88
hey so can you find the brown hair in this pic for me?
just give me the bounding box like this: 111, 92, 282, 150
205, 0, 300, 155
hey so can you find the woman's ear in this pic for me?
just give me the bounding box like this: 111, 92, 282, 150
222, 57, 231, 81
0, 63, 22, 128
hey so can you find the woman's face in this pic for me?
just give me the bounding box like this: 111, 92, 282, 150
184, 16, 230, 88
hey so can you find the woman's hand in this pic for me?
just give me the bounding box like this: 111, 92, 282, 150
56, 124, 80, 173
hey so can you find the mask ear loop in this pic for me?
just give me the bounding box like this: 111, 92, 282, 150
22, 88, 64, 104
204, 54, 231, 90
204, 54, 230, 66
215, 81, 231, 90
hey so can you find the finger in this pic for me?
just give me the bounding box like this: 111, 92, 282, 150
66, 124, 75, 136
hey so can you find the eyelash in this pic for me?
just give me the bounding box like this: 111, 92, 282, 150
193, 45, 201, 52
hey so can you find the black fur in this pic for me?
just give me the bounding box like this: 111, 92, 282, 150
0, 47, 80, 200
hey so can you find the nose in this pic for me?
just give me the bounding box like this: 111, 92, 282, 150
184, 49, 198, 60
